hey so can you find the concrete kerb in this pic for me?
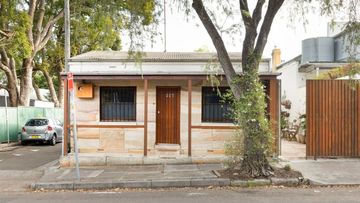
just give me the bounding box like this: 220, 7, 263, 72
31, 177, 308, 191
0, 142, 21, 152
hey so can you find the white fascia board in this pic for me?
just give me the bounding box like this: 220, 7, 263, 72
68, 61, 271, 74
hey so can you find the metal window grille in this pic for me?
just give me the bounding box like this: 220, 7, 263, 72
202, 87, 233, 123
100, 87, 136, 122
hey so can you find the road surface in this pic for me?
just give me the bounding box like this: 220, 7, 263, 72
0, 143, 61, 192
0, 187, 359, 203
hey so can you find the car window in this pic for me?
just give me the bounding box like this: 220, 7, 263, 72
25, 119, 48, 126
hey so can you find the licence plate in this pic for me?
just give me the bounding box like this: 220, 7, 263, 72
31, 135, 40, 139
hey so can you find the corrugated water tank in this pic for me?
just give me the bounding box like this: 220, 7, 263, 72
301, 37, 334, 64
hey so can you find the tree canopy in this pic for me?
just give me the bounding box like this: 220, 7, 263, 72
0, 0, 159, 107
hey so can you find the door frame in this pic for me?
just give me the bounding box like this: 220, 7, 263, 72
155, 86, 181, 144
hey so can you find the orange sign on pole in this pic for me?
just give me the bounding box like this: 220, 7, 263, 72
67, 72, 74, 91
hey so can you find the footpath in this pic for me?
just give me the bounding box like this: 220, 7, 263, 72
2, 143, 360, 191
32, 158, 360, 191
31, 163, 304, 190
286, 159, 360, 185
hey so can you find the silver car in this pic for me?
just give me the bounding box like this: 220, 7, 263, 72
21, 118, 63, 146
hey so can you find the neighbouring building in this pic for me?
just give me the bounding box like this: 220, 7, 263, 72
276, 30, 355, 121
61, 51, 280, 166
0, 88, 54, 107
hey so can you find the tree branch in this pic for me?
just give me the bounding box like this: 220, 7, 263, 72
254, 0, 284, 56
0, 47, 9, 67
252, 0, 265, 28
192, 0, 241, 98
27, 0, 37, 48
32, 71, 44, 101
0, 62, 11, 76
0, 29, 13, 38
240, 0, 257, 66
35, 9, 64, 54
9, 57, 18, 85
34, 0, 46, 48
239, 0, 252, 28
37, 65, 60, 106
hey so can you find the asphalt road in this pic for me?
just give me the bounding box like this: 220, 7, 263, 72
0, 187, 359, 203
0, 143, 61, 192
0, 143, 61, 170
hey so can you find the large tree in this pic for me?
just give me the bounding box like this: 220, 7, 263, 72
35, 0, 158, 107
0, 0, 158, 107
0, 0, 64, 106
179, 0, 360, 177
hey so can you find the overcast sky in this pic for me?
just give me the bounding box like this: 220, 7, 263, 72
130, 1, 337, 62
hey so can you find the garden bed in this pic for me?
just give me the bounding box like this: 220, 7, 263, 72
218, 166, 302, 180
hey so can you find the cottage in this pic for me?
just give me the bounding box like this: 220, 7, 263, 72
61, 51, 280, 166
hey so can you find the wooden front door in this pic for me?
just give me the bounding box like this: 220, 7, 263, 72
156, 87, 180, 144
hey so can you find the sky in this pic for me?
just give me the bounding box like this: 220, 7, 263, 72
132, 1, 337, 62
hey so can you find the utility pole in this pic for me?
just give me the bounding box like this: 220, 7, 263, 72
5, 89, 8, 144
63, 0, 70, 159
65, 0, 70, 72
64, 0, 80, 181
164, 0, 167, 52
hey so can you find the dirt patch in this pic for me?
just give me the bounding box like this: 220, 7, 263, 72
218, 167, 302, 180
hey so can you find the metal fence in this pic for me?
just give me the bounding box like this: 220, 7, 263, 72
0, 107, 63, 143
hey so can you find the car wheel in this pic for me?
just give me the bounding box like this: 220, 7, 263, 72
50, 135, 57, 146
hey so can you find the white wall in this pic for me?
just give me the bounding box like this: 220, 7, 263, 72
277, 61, 306, 121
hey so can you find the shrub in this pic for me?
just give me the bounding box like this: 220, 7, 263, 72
284, 164, 291, 171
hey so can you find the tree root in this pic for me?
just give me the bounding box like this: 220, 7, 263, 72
240, 154, 274, 178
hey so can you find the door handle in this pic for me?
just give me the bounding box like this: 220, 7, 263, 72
157, 111, 160, 114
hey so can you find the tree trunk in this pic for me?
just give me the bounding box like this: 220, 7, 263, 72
190, 0, 285, 177
32, 79, 44, 101
57, 73, 64, 107
42, 68, 60, 107
6, 81, 18, 107
19, 58, 33, 106
238, 58, 273, 177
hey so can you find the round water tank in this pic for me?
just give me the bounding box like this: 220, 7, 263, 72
301, 38, 317, 64
301, 37, 334, 64
317, 37, 334, 62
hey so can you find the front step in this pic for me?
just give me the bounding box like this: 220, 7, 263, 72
154, 144, 181, 157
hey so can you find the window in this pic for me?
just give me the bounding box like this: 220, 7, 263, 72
202, 87, 233, 123
100, 87, 136, 122
25, 119, 48, 126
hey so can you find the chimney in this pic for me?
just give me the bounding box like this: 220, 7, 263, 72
271, 47, 281, 72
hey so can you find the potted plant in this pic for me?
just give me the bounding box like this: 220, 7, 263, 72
280, 99, 292, 139
297, 114, 306, 144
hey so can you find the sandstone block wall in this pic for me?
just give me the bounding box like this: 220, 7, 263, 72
73, 79, 235, 158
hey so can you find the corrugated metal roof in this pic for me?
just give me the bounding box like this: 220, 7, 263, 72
70, 51, 270, 63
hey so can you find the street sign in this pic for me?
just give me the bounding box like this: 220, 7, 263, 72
67, 71, 80, 180
67, 72, 74, 91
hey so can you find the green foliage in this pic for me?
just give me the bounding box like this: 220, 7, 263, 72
224, 129, 243, 168
284, 164, 291, 171
33, 72, 47, 89
234, 69, 272, 156
0, 0, 159, 106
299, 114, 306, 130
194, 45, 210, 53
317, 63, 360, 79
0, 1, 32, 61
